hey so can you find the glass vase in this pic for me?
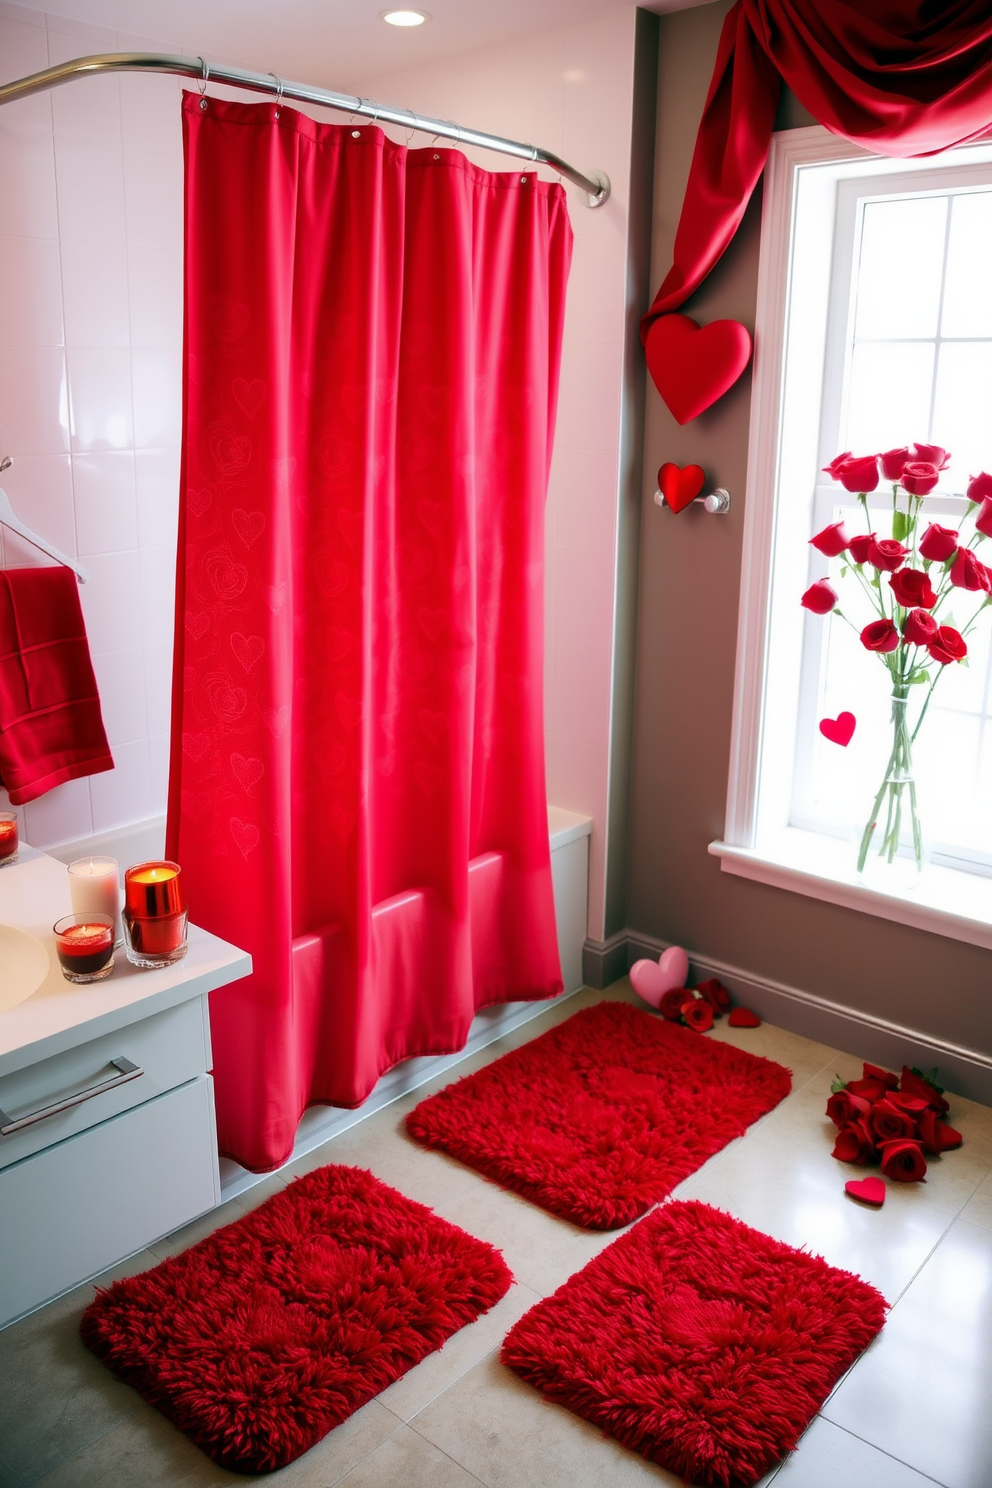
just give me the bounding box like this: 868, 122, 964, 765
857, 690, 924, 879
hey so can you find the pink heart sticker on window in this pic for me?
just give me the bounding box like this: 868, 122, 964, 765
819, 712, 856, 747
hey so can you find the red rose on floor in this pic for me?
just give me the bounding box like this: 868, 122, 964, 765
847, 533, 875, 565
870, 1098, 919, 1143
918, 522, 959, 561
868, 537, 909, 572
879, 446, 911, 481
826, 1090, 872, 1127
831, 1119, 877, 1165
659, 987, 689, 1022
887, 1092, 929, 1116
928, 625, 967, 665
912, 442, 950, 471
801, 579, 838, 614
681, 999, 714, 1032
900, 461, 940, 496
975, 497, 992, 539
900, 1066, 950, 1114
950, 547, 992, 591
833, 454, 880, 493
902, 608, 938, 646
846, 1075, 891, 1103
879, 1138, 927, 1182
695, 977, 731, 1014
862, 1062, 899, 1089
809, 522, 850, 557
889, 568, 937, 609
861, 619, 899, 654
918, 1110, 964, 1154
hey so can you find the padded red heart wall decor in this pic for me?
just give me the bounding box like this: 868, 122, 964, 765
657, 462, 705, 514
644, 313, 753, 425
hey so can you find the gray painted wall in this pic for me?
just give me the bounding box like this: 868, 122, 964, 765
625, 0, 992, 1084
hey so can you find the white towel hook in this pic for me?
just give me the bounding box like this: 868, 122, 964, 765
0, 459, 90, 582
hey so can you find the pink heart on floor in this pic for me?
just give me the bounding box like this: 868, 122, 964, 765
727, 1007, 761, 1028
819, 711, 856, 747
845, 1176, 885, 1206
629, 946, 690, 1009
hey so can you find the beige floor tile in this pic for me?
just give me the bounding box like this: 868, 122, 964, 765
771, 1417, 942, 1487
335, 1425, 486, 1487
410, 1351, 685, 1488
707, 1018, 843, 1092
378, 1282, 542, 1422
960, 1168, 992, 1231
28, 1398, 403, 1488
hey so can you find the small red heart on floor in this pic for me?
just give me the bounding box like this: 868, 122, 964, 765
644, 313, 753, 424
845, 1176, 885, 1206
728, 1007, 761, 1028
820, 712, 856, 746
657, 462, 705, 514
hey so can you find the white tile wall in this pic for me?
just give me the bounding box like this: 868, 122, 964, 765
0, 1, 639, 943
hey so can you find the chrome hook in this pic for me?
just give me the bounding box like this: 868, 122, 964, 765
268, 72, 284, 117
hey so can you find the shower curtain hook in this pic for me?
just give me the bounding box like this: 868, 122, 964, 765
269, 72, 284, 118
196, 56, 209, 110
404, 109, 418, 146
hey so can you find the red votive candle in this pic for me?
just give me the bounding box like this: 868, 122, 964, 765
53, 913, 115, 983
0, 811, 18, 866
123, 861, 188, 969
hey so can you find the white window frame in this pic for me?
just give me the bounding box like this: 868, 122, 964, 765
710, 125, 992, 952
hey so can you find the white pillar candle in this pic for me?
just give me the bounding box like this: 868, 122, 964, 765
68, 857, 122, 946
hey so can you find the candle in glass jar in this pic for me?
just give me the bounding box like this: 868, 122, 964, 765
53, 913, 115, 982
123, 861, 188, 967
68, 857, 122, 945
0, 811, 18, 866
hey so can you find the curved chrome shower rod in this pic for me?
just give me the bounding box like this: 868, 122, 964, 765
0, 51, 611, 207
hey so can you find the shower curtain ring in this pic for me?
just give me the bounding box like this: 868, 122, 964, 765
196, 56, 209, 110
269, 72, 284, 118
404, 109, 418, 146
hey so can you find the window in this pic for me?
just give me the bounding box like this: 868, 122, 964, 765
713, 127, 992, 950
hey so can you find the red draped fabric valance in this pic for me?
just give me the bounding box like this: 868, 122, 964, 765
644, 0, 992, 333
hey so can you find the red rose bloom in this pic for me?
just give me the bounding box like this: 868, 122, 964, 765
950, 547, 992, 592
918, 1110, 964, 1155
847, 533, 875, 565
809, 522, 850, 557
900, 461, 940, 495
912, 442, 950, 471
870, 1099, 918, 1143
682, 998, 714, 1032
801, 579, 838, 614
878, 1138, 927, 1182
879, 446, 911, 481
887, 1092, 929, 1116
868, 537, 909, 572
975, 497, 992, 539
862, 1062, 899, 1089
695, 977, 731, 1014
846, 1076, 890, 1103
967, 471, 992, 502
928, 625, 968, 665
822, 451, 853, 478
899, 1066, 950, 1114
833, 454, 880, 493
889, 568, 937, 609
825, 1090, 872, 1127
659, 987, 689, 1022
861, 619, 900, 654
902, 608, 938, 646
918, 522, 959, 561
831, 1120, 877, 1165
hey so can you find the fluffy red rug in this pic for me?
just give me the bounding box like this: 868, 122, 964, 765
80, 1164, 511, 1473
501, 1200, 887, 1486
406, 1002, 792, 1228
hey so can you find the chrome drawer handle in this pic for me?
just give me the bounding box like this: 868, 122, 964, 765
0, 1057, 143, 1136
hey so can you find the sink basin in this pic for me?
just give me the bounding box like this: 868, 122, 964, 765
0, 924, 50, 1012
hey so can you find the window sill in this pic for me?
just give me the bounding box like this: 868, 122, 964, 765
709, 829, 992, 952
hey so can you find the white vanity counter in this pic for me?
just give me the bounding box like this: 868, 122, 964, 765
0, 846, 251, 1327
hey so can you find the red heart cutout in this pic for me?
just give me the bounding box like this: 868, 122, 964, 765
727, 1007, 761, 1028
657, 462, 705, 514
820, 712, 856, 747
644, 313, 753, 424
845, 1176, 885, 1206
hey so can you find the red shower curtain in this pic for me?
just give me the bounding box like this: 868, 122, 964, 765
167, 94, 570, 1172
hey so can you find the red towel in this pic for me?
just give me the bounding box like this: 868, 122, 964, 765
0, 566, 114, 804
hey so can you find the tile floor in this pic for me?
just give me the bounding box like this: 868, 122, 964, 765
2, 978, 992, 1488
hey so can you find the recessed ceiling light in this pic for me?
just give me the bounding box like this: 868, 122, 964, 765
381, 9, 430, 26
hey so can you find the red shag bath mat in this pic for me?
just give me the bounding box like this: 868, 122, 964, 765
502, 1200, 887, 1486
406, 1001, 791, 1228
80, 1164, 511, 1474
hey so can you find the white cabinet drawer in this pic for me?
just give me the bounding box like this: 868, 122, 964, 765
0, 1075, 220, 1327
0, 999, 210, 1171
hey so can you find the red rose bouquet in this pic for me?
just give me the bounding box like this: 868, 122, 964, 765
803, 447, 992, 872
826, 1060, 962, 1182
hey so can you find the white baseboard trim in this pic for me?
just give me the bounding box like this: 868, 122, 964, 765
219, 988, 579, 1202
626, 929, 992, 1104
